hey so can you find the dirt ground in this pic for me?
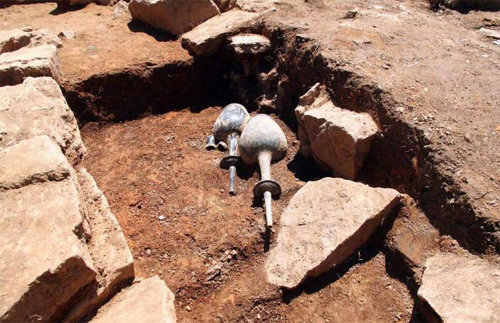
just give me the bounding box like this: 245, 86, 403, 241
81, 108, 413, 322
0, 2, 190, 82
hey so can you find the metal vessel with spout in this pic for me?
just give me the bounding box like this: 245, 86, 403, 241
238, 114, 287, 229
210, 103, 250, 195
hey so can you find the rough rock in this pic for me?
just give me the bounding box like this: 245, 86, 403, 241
30, 29, 64, 48
113, 0, 131, 20
181, 9, 261, 56
417, 252, 500, 322
129, 0, 220, 36
0, 179, 96, 322
90, 276, 176, 323
229, 33, 271, 55
343, 8, 358, 19
58, 29, 75, 40
266, 177, 400, 289
0, 135, 71, 191
63, 168, 135, 322
295, 83, 379, 180
0, 44, 60, 86
0, 28, 62, 55
479, 27, 500, 40
0, 77, 86, 165
385, 195, 440, 284
0, 27, 32, 54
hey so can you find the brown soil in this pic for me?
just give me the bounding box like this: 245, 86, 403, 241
81, 108, 413, 322
268, 0, 500, 254
0, 3, 190, 82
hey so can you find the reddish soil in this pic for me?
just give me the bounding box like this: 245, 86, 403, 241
81, 108, 413, 322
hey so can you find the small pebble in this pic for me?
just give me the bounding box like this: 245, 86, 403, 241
343, 9, 358, 19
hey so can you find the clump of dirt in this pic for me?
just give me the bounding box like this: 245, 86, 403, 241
81, 107, 414, 321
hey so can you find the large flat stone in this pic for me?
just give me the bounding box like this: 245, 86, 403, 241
181, 9, 261, 56
0, 135, 71, 191
295, 83, 379, 180
266, 177, 400, 289
417, 252, 500, 322
63, 168, 135, 322
0, 77, 86, 165
0, 179, 96, 322
90, 276, 176, 323
129, 0, 220, 36
0, 44, 60, 86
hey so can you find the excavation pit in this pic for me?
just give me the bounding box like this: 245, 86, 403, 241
48, 16, 493, 323
80, 107, 415, 322
2, 2, 498, 322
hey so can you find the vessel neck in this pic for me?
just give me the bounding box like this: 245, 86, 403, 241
258, 150, 272, 181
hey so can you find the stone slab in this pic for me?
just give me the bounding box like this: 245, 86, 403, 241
229, 33, 271, 55
0, 179, 96, 322
0, 27, 62, 55
90, 276, 176, 323
63, 169, 135, 322
296, 83, 379, 180
129, 0, 220, 36
236, 0, 276, 12
0, 77, 86, 165
0, 27, 31, 54
0, 44, 60, 86
417, 252, 500, 322
266, 177, 400, 289
181, 9, 261, 56
0, 135, 71, 191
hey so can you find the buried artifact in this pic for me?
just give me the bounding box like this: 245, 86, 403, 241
239, 114, 288, 229
208, 103, 250, 195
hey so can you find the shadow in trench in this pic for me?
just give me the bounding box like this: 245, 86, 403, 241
286, 152, 329, 182
281, 245, 381, 303
127, 21, 177, 42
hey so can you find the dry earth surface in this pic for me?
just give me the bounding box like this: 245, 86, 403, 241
0, 2, 190, 82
